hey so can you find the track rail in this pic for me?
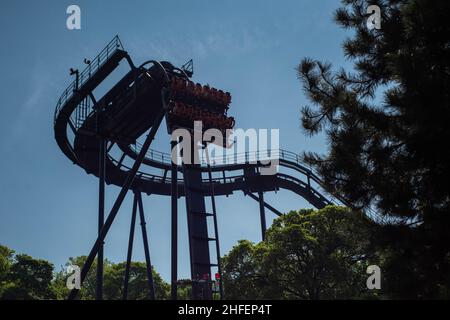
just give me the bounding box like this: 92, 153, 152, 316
53, 38, 394, 225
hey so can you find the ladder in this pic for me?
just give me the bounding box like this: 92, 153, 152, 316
182, 147, 223, 300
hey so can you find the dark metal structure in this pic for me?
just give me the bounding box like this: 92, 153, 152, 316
54, 36, 386, 300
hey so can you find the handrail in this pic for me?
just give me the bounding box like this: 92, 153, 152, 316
108, 154, 244, 185
132, 142, 313, 173
129, 143, 395, 224
54, 35, 124, 124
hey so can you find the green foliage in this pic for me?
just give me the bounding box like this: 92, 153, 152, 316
53, 256, 170, 300
176, 279, 193, 300
0, 250, 55, 300
0, 244, 170, 300
0, 245, 14, 284
222, 206, 379, 299
222, 240, 274, 299
0, 245, 14, 298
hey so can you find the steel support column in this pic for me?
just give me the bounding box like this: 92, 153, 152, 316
170, 140, 178, 300
137, 192, 156, 300
258, 191, 267, 241
96, 138, 106, 300
67, 101, 167, 300
122, 193, 138, 300
245, 192, 283, 217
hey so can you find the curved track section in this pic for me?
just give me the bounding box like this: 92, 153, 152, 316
54, 38, 388, 225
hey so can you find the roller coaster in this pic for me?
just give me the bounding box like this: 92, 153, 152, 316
54, 36, 387, 300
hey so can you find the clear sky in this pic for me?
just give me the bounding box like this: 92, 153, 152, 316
0, 0, 352, 281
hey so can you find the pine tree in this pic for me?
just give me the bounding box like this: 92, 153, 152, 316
298, 0, 450, 223
297, 0, 450, 298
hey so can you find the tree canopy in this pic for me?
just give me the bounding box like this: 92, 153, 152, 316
0, 244, 170, 300
52, 256, 170, 300
0, 245, 55, 300
222, 206, 379, 299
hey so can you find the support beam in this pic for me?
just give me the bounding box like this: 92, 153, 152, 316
162, 169, 168, 183
107, 141, 116, 152
183, 164, 213, 300
137, 192, 156, 300
89, 92, 97, 105
96, 138, 106, 300
125, 53, 136, 69
245, 192, 284, 217
67, 100, 167, 300
170, 140, 178, 300
258, 191, 267, 241
117, 152, 126, 167
122, 193, 138, 300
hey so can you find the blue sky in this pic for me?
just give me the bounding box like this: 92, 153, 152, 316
0, 0, 352, 281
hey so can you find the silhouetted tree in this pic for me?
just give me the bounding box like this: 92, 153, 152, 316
297, 0, 450, 298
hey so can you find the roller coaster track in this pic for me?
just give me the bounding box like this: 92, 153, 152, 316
53, 36, 392, 226
54, 36, 420, 301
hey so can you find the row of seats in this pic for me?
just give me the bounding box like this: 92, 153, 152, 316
170, 77, 232, 107
170, 102, 235, 129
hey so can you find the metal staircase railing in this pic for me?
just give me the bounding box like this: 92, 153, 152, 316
70, 96, 92, 130
54, 35, 124, 125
